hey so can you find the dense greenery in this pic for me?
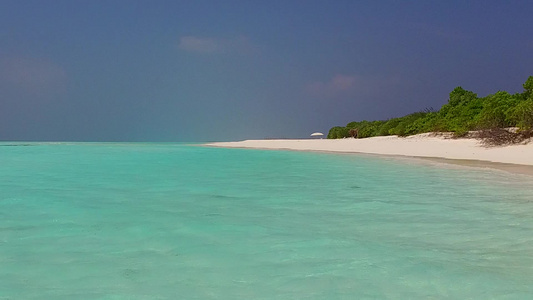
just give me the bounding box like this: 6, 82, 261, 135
328, 76, 533, 139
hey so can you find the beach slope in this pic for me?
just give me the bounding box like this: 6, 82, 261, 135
206, 133, 533, 166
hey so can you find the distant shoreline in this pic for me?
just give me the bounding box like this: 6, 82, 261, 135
205, 133, 533, 176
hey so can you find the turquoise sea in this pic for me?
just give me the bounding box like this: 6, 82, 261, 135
1, 142, 533, 299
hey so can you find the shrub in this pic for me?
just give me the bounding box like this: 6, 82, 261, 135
476, 91, 520, 129
509, 99, 533, 130
327, 76, 533, 141
327, 126, 350, 139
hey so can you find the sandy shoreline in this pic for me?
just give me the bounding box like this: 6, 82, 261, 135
205, 133, 533, 175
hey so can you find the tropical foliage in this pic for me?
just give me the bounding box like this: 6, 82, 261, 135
328, 76, 533, 139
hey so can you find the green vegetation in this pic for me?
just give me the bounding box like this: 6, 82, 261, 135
328, 76, 533, 139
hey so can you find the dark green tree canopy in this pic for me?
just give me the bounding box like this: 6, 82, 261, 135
448, 87, 478, 107
328, 76, 533, 139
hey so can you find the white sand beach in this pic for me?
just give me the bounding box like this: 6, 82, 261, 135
206, 133, 533, 167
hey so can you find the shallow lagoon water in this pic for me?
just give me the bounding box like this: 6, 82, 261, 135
1, 143, 533, 299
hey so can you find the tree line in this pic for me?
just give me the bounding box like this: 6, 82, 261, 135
328, 76, 533, 139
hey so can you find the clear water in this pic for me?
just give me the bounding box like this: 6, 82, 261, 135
1, 143, 532, 299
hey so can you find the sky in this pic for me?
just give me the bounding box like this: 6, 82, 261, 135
1, 0, 532, 142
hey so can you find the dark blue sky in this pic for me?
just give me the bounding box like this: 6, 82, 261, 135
1, 0, 532, 141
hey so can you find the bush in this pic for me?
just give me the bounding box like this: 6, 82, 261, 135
327, 76, 533, 141
327, 126, 349, 139
509, 99, 533, 130
476, 91, 520, 129
378, 119, 401, 136
404, 112, 439, 135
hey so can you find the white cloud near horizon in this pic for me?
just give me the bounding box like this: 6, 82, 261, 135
178, 35, 256, 54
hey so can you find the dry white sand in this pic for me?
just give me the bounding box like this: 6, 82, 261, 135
206, 133, 533, 166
